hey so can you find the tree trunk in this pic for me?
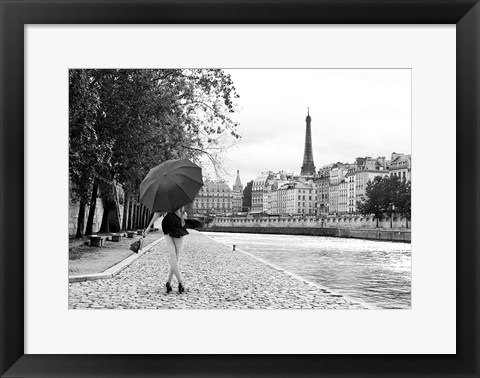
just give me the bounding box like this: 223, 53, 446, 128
376, 217, 379, 228
99, 198, 110, 233
139, 204, 143, 229
128, 200, 134, 230
126, 199, 131, 230
76, 199, 86, 238
135, 203, 140, 230
122, 196, 130, 231
144, 209, 149, 228
131, 203, 135, 230
110, 184, 122, 232
85, 180, 99, 235
141, 206, 147, 228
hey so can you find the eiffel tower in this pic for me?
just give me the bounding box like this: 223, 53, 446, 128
300, 108, 316, 176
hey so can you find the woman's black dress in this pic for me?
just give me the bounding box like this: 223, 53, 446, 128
162, 212, 189, 238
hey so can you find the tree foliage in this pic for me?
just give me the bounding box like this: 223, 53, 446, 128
69, 69, 241, 235
69, 70, 112, 203
357, 175, 411, 226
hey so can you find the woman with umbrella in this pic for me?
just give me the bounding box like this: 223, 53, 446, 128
144, 206, 188, 294
140, 158, 204, 294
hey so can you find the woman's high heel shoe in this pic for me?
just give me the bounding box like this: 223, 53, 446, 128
166, 282, 172, 293
178, 282, 185, 294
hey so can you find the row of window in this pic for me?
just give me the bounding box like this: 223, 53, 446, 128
391, 171, 407, 179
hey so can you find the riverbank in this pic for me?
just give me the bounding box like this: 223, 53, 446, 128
69, 230, 368, 309
202, 226, 411, 242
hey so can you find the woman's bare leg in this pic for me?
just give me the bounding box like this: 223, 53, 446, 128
172, 236, 184, 262
164, 236, 183, 284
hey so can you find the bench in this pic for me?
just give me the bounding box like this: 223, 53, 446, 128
127, 231, 136, 238
89, 235, 107, 247
111, 233, 122, 242
137, 229, 144, 235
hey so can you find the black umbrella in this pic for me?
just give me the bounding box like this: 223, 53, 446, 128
140, 158, 203, 212
184, 218, 204, 229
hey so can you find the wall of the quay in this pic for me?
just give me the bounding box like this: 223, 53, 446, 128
69, 196, 105, 236
205, 215, 411, 242
204, 226, 411, 242
69, 184, 125, 236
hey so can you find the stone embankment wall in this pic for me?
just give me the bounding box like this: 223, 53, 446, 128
69, 184, 125, 236
69, 197, 105, 236
207, 215, 411, 242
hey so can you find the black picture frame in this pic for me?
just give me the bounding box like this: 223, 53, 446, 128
1, 1, 479, 377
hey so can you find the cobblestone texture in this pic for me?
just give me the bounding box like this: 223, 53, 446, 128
69, 230, 367, 309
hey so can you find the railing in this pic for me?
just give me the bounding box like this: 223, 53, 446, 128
210, 214, 411, 229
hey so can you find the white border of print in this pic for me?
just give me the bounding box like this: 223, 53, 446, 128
25, 25, 455, 354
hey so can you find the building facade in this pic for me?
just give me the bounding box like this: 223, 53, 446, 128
316, 165, 332, 215
328, 163, 349, 214
251, 172, 271, 212
389, 152, 411, 182
246, 152, 411, 217
346, 169, 356, 213
232, 170, 243, 214
192, 181, 233, 215
355, 157, 389, 208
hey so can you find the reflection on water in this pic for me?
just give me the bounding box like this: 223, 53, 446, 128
205, 232, 411, 309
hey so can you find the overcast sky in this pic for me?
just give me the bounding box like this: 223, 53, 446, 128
203, 69, 411, 189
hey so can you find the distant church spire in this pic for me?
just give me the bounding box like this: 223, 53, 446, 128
300, 108, 316, 176
233, 169, 243, 191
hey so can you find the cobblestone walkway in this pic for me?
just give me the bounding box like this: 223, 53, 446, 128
69, 230, 367, 309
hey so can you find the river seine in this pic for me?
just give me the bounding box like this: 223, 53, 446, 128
205, 232, 411, 309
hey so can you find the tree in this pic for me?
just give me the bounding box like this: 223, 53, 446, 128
69, 70, 113, 237
357, 176, 388, 227
242, 180, 253, 211
396, 179, 411, 228
69, 69, 241, 235
357, 175, 411, 228
384, 175, 401, 228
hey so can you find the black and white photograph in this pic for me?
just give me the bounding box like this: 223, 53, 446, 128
69, 68, 411, 310
3, 0, 478, 374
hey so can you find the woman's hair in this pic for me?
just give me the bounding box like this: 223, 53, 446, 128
175, 207, 186, 226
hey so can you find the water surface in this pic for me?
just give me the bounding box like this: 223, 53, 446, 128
205, 232, 411, 309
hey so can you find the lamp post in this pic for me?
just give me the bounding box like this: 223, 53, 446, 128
390, 204, 395, 228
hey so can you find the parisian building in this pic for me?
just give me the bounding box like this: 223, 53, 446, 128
251, 172, 271, 212
328, 163, 350, 214
266, 181, 318, 215
346, 169, 356, 213
315, 165, 332, 215
263, 172, 290, 214
354, 157, 389, 211
192, 180, 233, 215
339, 175, 349, 214
246, 151, 410, 217
232, 170, 243, 214
389, 152, 411, 181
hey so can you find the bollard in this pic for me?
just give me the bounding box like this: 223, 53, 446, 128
233, 245, 236, 251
